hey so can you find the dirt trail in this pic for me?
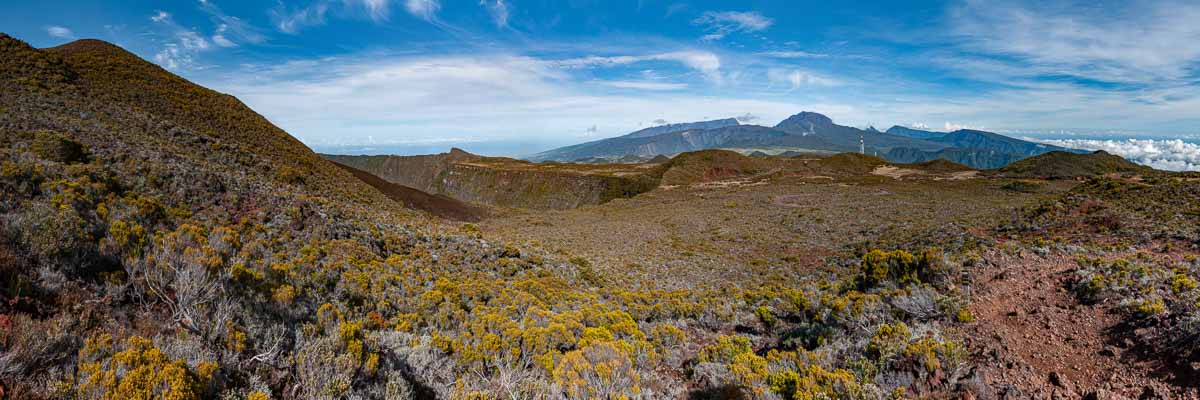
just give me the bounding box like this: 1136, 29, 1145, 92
967, 247, 1195, 399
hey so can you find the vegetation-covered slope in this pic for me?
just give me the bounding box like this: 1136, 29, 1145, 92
997, 150, 1152, 179
1, 33, 993, 399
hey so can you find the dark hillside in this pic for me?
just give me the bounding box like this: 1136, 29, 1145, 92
44, 39, 347, 194
332, 161, 486, 221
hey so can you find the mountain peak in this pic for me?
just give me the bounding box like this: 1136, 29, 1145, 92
774, 112, 836, 136
51, 38, 128, 54
778, 112, 834, 127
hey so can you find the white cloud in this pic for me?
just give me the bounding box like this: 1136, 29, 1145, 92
271, 0, 394, 32
760, 50, 827, 59
405, 0, 439, 21
150, 10, 213, 70
735, 113, 759, 123
943, 122, 984, 131
600, 80, 688, 91
694, 11, 773, 40
45, 26, 74, 39
154, 45, 185, 69
199, 0, 266, 45
203, 53, 854, 150
272, 2, 330, 33
949, 0, 1200, 84
480, 0, 510, 27
553, 51, 722, 81
357, 0, 391, 21
1033, 138, 1200, 171
766, 68, 839, 89
212, 24, 236, 47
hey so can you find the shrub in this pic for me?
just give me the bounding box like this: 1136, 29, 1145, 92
10, 202, 90, 265
860, 249, 944, 289
869, 323, 911, 361
75, 335, 216, 400
553, 340, 642, 399
767, 364, 864, 400
31, 131, 88, 164
273, 165, 306, 186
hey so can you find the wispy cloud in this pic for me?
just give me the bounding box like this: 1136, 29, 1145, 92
359, 0, 391, 21
271, 2, 329, 33
600, 80, 688, 91
405, 0, 439, 21
766, 68, 839, 89
693, 11, 772, 40
45, 25, 74, 39
271, 0, 395, 33
479, 0, 510, 28
149, 10, 213, 70
211, 25, 236, 47
942, 122, 984, 131
199, 0, 266, 46
948, 0, 1200, 85
203, 52, 849, 149
552, 51, 722, 81
760, 50, 828, 59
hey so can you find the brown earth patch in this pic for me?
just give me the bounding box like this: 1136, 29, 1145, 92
967, 247, 1198, 399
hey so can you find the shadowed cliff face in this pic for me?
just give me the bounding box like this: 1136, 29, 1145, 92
330, 161, 486, 221
323, 149, 663, 209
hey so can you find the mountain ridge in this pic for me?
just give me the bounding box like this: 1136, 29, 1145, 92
529, 111, 1081, 169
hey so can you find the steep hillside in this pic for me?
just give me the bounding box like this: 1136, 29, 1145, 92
657, 149, 777, 185
621, 117, 738, 138
44, 39, 347, 194
331, 161, 485, 221
0, 33, 510, 399
931, 129, 1072, 156
886, 125, 946, 139
885, 147, 1028, 170
997, 150, 1153, 178
325, 149, 661, 209
773, 112, 947, 152
527, 124, 830, 162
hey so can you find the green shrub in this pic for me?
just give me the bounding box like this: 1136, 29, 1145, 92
859, 249, 943, 288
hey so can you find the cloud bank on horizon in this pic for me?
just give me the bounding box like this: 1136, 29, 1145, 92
1035, 138, 1200, 172
4, 0, 1199, 155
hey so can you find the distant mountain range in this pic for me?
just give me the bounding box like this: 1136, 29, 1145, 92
528, 112, 1083, 169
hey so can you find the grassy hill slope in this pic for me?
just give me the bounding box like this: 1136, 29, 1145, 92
998, 150, 1153, 179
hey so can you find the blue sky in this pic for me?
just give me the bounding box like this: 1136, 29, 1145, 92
5, 0, 1200, 156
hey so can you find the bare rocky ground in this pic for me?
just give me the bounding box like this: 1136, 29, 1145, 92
481, 174, 1069, 290
967, 246, 1200, 399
